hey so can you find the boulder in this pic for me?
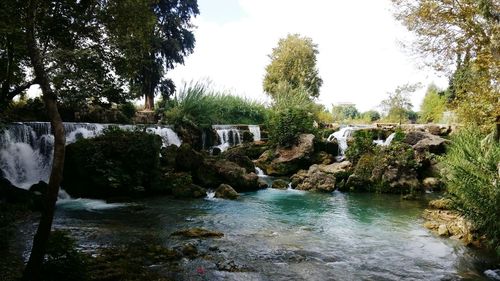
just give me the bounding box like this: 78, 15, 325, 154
422, 209, 475, 244
256, 134, 315, 176
271, 179, 288, 189
172, 183, 206, 199
215, 184, 240, 199
224, 142, 269, 160
311, 151, 334, 165
0, 177, 41, 209
29, 181, 48, 195
404, 131, 448, 155
222, 149, 255, 172
291, 162, 351, 193
195, 159, 260, 192
175, 143, 204, 171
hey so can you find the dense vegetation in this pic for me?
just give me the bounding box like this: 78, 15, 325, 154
440, 127, 500, 252
160, 82, 268, 127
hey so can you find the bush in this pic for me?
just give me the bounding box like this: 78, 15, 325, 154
62, 127, 162, 198
440, 127, 500, 251
119, 102, 136, 120
267, 88, 315, 147
345, 130, 375, 164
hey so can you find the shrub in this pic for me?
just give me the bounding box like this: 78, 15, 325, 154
345, 130, 375, 164
440, 127, 500, 251
62, 127, 162, 198
119, 102, 136, 120
267, 87, 316, 147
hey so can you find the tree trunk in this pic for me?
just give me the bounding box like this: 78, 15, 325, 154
22, 1, 66, 280
144, 92, 154, 111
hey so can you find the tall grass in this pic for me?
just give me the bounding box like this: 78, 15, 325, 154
440, 127, 500, 251
161, 82, 268, 127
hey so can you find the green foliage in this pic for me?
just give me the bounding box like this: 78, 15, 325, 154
361, 110, 381, 122
392, 127, 406, 143
345, 130, 375, 164
419, 84, 447, 123
380, 83, 420, 124
62, 128, 162, 198
263, 34, 323, 99
41, 230, 89, 281
392, 0, 499, 129
162, 82, 268, 127
267, 88, 315, 146
106, 0, 199, 108
440, 127, 500, 249
332, 104, 359, 122
119, 102, 136, 120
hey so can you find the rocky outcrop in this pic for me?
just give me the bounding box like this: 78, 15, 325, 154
222, 149, 255, 173
0, 177, 41, 209
256, 134, 315, 176
62, 130, 162, 199
271, 179, 288, 189
423, 209, 475, 245
172, 183, 206, 199
171, 228, 224, 238
215, 184, 239, 199
195, 159, 260, 192
404, 131, 448, 155
291, 161, 352, 192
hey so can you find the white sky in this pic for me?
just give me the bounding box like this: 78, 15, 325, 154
168, 0, 449, 112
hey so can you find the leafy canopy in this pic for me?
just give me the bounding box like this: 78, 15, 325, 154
419, 84, 447, 123
263, 34, 323, 99
392, 0, 499, 128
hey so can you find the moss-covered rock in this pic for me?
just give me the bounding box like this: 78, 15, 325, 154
171, 228, 224, 238
62, 129, 162, 199
194, 159, 260, 192
271, 179, 288, 189
256, 134, 315, 176
215, 184, 240, 199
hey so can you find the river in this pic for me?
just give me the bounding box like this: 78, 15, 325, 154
42, 189, 499, 281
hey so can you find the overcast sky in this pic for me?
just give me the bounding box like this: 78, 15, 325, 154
168, 0, 449, 112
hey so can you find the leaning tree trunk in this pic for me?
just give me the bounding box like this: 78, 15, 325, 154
22, 1, 66, 280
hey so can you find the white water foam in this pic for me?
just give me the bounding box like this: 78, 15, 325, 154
0, 122, 182, 189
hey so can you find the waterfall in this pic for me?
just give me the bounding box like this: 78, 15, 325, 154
248, 125, 261, 141
373, 132, 396, 146
0, 122, 182, 189
212, 125, 242, 152
145, 126, 182, 147
255, 167, 267, 177
327, 127, 358, 156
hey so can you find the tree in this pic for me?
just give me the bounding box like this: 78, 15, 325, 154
263, 34, 323, 99
380, 83, 419, 124
332, 103, 359, 122
392, 0, 499, 128
361, 110, 381, 122
419, 84, 447, 123
106, 0, 199, 110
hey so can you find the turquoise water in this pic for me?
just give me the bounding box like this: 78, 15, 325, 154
53, 189, 499, 280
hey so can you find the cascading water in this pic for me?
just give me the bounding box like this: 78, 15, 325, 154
212, 125, 262, 152
213, 125, 242, 151
145, 126, 182, 147
374, 132, 396, 146
327, 126, 358, 157
248, 125, 261, 141
0, 122, 182, 189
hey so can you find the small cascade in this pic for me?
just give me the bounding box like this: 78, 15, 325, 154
145, 126, 182, 147
327, 126, 358, 156
0, 122, 182, 189
212, 125, 242, 152
248, 125, 261, 141
255, 167, 267, 177
205, 189, 216, 200
374, 132, 396, 146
